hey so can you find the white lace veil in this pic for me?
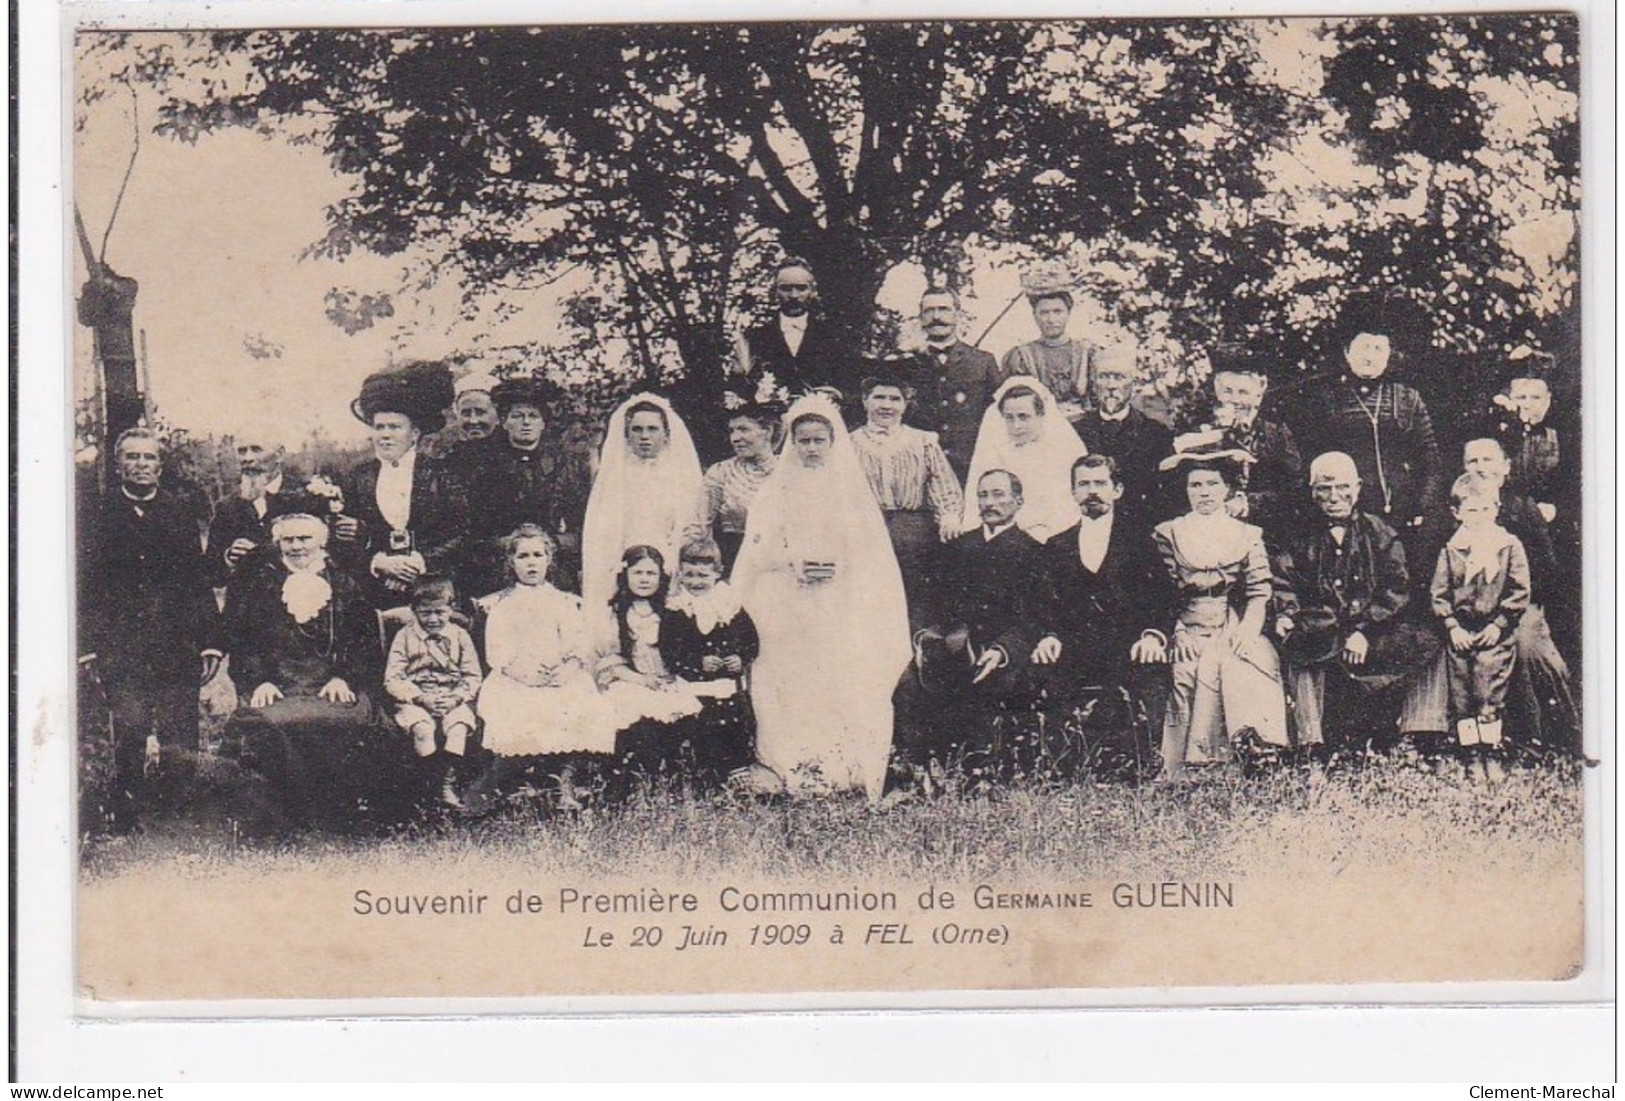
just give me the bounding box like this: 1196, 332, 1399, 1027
582, 392, 704, 614
733, 393, 912, 685
960, 375, 1089, 541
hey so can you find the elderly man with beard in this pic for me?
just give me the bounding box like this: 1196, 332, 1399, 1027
221, 513, 391, 829
900, 286, 1003, 481
1027, 455, 1171, 780
1069, 343, 1173, 520
891, 468, 1043, 793
1174, 349, 1304, 538
80, 427, 221, 834
849, 375, 964, 630
206, 435, 318, 584
1273, 452, 1440, 759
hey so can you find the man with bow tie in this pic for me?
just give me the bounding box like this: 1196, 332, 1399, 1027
898, 286, 1003, 481
80, 427, 221, 833
1273, 451, 1439, 755
730, 257, 855, 400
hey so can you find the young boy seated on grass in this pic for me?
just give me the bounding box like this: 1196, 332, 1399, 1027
384, 575, 483, 806
1430, 473, 1531, 780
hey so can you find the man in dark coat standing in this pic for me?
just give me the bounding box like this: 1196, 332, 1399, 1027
898, 286, 1003, 482
892, 468, 1042, 788
80, 427, 221, 832
732, 257, 855, 399
1070, 342, 1173, 521
333, 363, 469, 608
1273, 451, 1438, 756
1028, 454, 1172, 779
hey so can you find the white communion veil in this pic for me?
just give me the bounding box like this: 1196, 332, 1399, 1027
959, 374, 1088, 542
581, 392, 704, 615
733, 394, 912, 800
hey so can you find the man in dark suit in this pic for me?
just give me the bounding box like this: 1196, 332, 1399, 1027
1070, 342, 1174, 521
900, 286, 1003, 481
206, 435, 319, 584
333, 364, 469, 608
1028, 454, 1172, 779
732, 257, 855, 399
892, 468, 1042, 789
80, 427, 221, 832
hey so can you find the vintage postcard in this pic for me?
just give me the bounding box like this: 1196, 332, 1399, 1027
59, 8, 1605, 1012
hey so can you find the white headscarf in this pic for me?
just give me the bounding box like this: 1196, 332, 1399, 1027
582, 393, 704, 615
960, 375, 1089, 542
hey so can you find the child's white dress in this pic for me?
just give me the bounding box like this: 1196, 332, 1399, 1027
477, 584, 620, 756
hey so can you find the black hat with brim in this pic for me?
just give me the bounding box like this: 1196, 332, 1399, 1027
491, 376, 566, 419
352, 362, 455, 434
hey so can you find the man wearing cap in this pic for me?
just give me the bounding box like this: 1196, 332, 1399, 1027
848, 374, 965, 630
1175, 348, 1304, 538
1070, 342, 1173, 520
80, 426, 221, 833
1273, 451, 1438, 756
335, 363, 469, 607
730, 257, 854, 398
896, 286, 1004, 482
461, 375, 594, 597
206, 434, 318, 584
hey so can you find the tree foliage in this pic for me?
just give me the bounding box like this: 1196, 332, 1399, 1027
79, 15, 1579, 398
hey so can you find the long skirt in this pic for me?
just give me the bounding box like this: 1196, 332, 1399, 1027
225, 691, 397, 827
1161, 597, 1289, 768
477, 669, 619, 757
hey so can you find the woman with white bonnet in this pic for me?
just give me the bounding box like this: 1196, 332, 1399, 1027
732, 394, 911, 801
581, 392, 704, 616
959, 376, 1088, 543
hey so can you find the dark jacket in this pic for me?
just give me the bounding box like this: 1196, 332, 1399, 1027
1071, 407, 1175, 522
81, 486, 219, 676
455, 434, 594, 597
222, 556, 381, 697
205, 476, 322, 585
902, 342, 1003, 480
1310, 376, 1443, 531
935, 523, 1044, 661
1274, 510, 1411, 638
660, 606, 760, 682
336, 454, 469, 605
740, 315, 855, 399
1034, 514, 1169, 685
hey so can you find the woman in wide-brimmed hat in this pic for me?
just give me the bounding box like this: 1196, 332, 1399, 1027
335, 361, 468, 608
1149, 442, 1290, 780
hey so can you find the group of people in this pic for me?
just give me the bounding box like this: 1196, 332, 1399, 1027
80, 257, 1586, 833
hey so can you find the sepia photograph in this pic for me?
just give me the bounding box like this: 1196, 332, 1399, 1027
61, 9, 1602, 1008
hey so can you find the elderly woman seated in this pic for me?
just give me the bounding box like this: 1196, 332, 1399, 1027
221, 513, 394, 829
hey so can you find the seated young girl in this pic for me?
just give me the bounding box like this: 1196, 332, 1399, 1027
469, 524, 618, 811
661, 538, 761, 784
593, 545, 714, 782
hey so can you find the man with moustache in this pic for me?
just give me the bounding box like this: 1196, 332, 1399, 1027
81, 427, 222, 833
731, 257, 853, 398
1028, 454, 1170, 779
206, 435, 318, 584
1069, 342, 1173, 520
900, 286, 1003, 481
849, 375, 964, 630
1175, 348, 1304, 538
891, 468, 1042, 791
